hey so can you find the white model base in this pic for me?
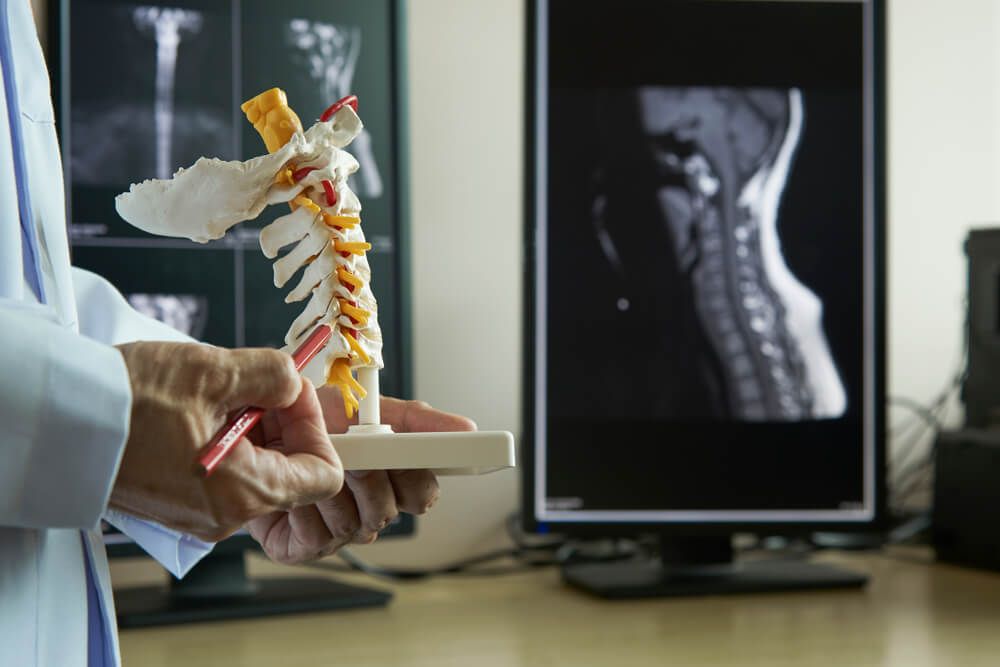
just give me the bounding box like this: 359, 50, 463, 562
330, 428, 516, 475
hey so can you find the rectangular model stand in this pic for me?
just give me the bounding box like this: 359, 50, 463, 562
331, 430, 516, 475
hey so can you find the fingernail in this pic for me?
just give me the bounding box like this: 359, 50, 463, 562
348, 470, 372, 479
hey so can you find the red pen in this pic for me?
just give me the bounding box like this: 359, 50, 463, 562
197, 324, 333, 475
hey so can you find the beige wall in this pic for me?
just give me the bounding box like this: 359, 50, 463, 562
30, 0, 1000, 564
360, 0, 524, 567
887, 0, 1000, 429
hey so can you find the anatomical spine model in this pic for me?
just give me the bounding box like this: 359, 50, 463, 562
116, 88, 382, 419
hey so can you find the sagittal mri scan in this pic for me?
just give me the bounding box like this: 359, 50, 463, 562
636, 87, 845, 421
549, 86, 853, 423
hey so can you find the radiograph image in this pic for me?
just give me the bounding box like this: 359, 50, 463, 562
69, 2, 235, 186
547, 86, 862, 423
284, 18, 383, 198
71, 245, 238, 347
126, 293, 208, 339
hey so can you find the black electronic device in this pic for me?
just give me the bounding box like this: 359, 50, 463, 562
962, 229, 1000, 427
933, 429, 1000, 572
524, 0, 886, 597
47, 0, 413, 624
104, 519, 412, 628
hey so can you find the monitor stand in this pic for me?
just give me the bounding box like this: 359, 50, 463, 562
114, 549, 391, 628
562, 536, 867, 599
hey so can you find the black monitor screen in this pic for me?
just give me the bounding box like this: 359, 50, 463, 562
527, 0, 883, 528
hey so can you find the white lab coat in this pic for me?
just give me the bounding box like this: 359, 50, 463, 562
1, 1, 211, 665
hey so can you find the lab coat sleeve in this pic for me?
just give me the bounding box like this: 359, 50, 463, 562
71, 267, 195, 345
0, 298, 131, 530
72, 267, 215, 577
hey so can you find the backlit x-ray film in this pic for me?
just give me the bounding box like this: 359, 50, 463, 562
60, 0, 406, 394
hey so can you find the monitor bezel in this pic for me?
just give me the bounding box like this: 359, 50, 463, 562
521, 0, 888, 536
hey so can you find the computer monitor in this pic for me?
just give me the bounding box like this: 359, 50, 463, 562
47, 0, 412, 624
523, 0, 886, 597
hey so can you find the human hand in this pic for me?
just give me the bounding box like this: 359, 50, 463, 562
110, 342, 343, 543
247, 390, 476, 564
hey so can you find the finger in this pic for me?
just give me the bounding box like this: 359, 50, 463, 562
248, 511, 327, 565
345, 470, 398, 543
238, 379, 343, 509
246, 511, 291, 561
269, 379, 340, 464
388, 469, 440, 514
379, 397, 478, 434
314, 486, 362, 548
246, 511, 281, 547
221, 348, 301, 410
285, 504, 335, 562
250, 407, 281, 448
250, 445, 344, 512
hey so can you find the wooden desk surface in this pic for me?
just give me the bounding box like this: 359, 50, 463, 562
113, 549, 1000, 667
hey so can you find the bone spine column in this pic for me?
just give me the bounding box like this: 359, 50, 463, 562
133, 8, 202, 179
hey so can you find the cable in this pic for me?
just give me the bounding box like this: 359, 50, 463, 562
888, 366, 962, 472
891, 396, 950, 487
887, 355, 966, 516
888, 393, 946, 474
888, 395, 943, 432
303, 515, 640, 582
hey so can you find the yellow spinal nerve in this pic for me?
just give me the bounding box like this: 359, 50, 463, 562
242, 87, 372, 419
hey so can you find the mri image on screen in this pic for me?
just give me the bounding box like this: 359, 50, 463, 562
619, 86, 845, 421
547, 84, 862, 424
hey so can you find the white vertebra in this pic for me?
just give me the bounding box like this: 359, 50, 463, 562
115, 104, 384, 386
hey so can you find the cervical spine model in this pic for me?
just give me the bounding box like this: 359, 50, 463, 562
115, 88, 382, 418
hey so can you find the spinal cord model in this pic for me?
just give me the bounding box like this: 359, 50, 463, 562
116, 88, 514, 475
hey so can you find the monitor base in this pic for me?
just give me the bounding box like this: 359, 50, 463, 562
562, 537, 867, 599
114, 551, 391, 628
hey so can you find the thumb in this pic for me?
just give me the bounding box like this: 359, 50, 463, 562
253, 445, 345, 510
223, 348, 302, 410
252, 378, 344, 508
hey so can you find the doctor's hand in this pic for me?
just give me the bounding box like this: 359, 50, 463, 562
247, 391, 475, 564
109, 342, 343, 543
